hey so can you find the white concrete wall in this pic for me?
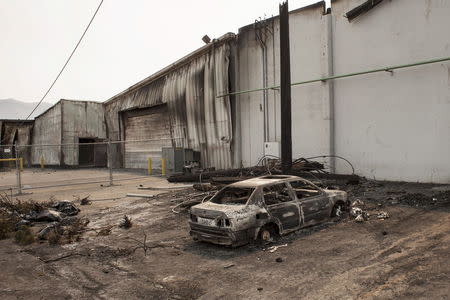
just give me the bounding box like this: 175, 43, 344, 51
236, 0, 450, 183
237, 3, 332, 167
332, 0, 450, 183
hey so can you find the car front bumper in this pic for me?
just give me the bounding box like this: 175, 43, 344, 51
189, 222, 256, 247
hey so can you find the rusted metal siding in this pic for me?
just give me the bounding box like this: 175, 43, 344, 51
0, 120, 34, 167
61, 100, 107, 166
31, 100, 106, 166
123, 105, 171, 168
31, 102, 62, 165
104, 38, 236, 170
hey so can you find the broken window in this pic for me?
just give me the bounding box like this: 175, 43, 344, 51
210, 187, 254, 205
289, 180, 322, 199
263, 183, 293, 206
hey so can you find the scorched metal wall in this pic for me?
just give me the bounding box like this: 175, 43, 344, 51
104, 34, 236, 170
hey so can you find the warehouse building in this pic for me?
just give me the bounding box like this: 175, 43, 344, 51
11, 0, 448, 183
103, 0, 450, 183
0, 119, 34, 168
31, 99, 107, 167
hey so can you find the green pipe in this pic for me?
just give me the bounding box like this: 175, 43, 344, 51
217, 56, 450, 98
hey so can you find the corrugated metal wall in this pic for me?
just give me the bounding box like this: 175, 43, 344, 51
31, 102, 62, 165
31, 100, 107, 166
61, 100, 107, 166
123, 104, 171, 168
105, 41, 235, 170
0, 121, 34, 167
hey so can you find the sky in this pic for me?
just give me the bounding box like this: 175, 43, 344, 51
0, 0, 330, 104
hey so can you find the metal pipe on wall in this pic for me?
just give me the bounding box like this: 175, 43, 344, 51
255, 20, 270, 143
326, 13, 336, 173
217, 56, 450, 98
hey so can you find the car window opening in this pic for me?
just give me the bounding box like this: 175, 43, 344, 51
210, 187, 254, 205
290, 180, 321, 199
263, 183, 293, 206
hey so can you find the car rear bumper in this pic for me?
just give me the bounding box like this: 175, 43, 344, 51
189, 222, 255, 247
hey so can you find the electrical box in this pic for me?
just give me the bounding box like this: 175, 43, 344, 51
162, 147, 201, 174
264, 142, 280, 158
162, 147, 185, 174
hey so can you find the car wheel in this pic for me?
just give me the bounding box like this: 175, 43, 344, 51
331, 202, 344, 218
258, 225, 278, 243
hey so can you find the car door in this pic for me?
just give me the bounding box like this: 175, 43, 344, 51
289, 180, 329, 225
263, 183, 301, 232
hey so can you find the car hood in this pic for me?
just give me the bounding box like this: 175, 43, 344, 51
324, 189, 347, 200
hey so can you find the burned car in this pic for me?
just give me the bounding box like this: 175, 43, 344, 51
189, 175, 349, 246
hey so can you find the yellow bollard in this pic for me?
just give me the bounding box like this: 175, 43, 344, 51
161, 158, 166, 176
148, 158, 152, 176
20, 158, 23, 171
40, 156, 44, 169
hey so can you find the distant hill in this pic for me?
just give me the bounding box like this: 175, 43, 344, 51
0, 98, 53, 119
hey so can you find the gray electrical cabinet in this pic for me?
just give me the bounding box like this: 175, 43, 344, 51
162, 147, 201, 174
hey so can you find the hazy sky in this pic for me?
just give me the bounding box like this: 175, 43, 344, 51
0, 0, 329, 104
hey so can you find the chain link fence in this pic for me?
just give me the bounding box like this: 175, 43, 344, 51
0, 138, 189, 195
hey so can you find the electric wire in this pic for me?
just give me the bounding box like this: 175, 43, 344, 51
0, 0, 104, 145
25, 0, 104, 120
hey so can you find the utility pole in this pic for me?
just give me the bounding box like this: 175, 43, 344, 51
279, 1, 292, 174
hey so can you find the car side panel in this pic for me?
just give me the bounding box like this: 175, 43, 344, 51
266, 201, 301, 232
300, 196, 323, 225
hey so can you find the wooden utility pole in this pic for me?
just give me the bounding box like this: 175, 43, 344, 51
279, 1, 292, 173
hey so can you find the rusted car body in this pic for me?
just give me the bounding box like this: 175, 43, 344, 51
189, 175, 348, 247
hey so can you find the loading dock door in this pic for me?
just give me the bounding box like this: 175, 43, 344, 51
123, 104, 172, 169
79, 138, 95, 167
78, 138, 107, 167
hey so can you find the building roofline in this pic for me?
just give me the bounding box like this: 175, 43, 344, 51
238, 1, 325, 33
104, 32, 236, 105
34, 99, 101, 120
0, 119, 34, 123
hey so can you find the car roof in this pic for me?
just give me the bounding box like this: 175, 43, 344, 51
229, 175, 303, 188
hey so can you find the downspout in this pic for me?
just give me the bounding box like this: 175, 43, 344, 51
255, 22, 269, 143
326, 13, 336, 173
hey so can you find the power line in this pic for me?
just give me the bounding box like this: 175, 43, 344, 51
25, 0, 104, 120
0, 0, 104, 145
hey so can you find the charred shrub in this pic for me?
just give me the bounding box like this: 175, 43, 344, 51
0, 214, 16, 239
65, 218, 89, 242
119, 215, 132, 229
14, 225, 34, 245
47, 229, 62, 245
97, 225, 113, 236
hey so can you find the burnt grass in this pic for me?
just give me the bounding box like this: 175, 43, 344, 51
338, 179, 450, 210
1, 177, 450, 299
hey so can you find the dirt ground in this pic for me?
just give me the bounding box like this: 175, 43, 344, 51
1, 169, 450, 299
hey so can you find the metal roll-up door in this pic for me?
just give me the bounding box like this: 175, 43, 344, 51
123, 104, 172, 169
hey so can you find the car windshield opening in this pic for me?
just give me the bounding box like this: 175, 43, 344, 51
210, 187, 254, 205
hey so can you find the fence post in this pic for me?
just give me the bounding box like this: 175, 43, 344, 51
148, 157, 152, 176
14, 144, 22, 195
108, 140, 113, 186
161, 158, 166, 177
40, 155, 44, 168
